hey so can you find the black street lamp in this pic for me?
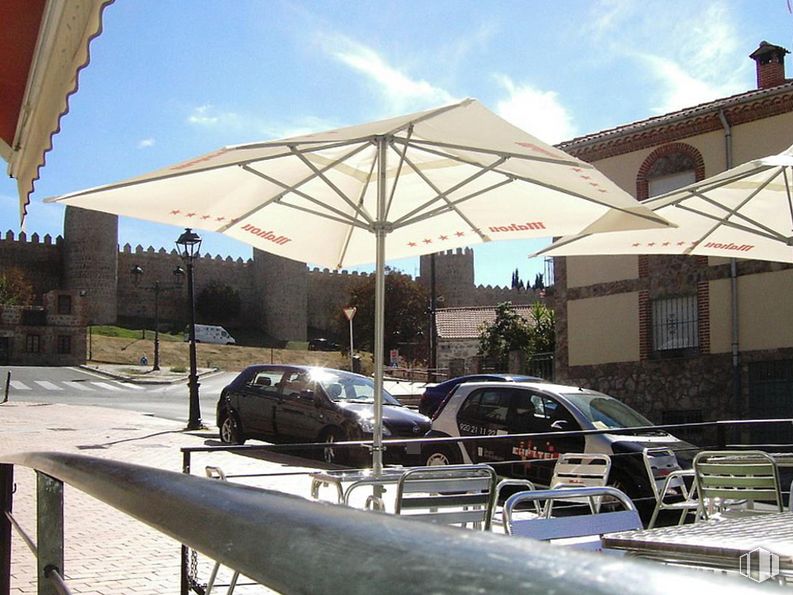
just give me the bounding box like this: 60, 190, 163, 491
175, 228, 203, 430
131, 265, 185, 372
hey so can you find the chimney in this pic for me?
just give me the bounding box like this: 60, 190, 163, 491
750, 41, 789, 89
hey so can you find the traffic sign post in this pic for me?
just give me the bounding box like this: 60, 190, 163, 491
343, 306, 357, 372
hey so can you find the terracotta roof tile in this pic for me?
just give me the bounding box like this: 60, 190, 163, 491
435, 305, 536, 339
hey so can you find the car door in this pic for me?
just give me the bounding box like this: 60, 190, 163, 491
276, 369, 320, 440
236, 367, 286, 435
520, 393, 585, 487
455, 387, 513, 465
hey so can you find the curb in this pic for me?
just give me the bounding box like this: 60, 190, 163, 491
78, 365, 221, 385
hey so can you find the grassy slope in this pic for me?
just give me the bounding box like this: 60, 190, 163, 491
89, 335, 369, 373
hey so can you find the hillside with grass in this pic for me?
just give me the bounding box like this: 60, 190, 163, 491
89, 326, 370, 373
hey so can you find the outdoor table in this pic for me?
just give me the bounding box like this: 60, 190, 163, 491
602, 512, 793, 581
310, 467, 409, 510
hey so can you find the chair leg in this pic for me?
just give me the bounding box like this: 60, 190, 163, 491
205, 562, 221, 594
227, 571, 240, 594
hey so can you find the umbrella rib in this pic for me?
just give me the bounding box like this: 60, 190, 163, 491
391, 137, 587, 169
683, 169, 788, 242
384, 127, 413, 221
381, 99, 474, 138
398, 178, 515, 230
335, 152, 379, 269
660, 164, 776, 207
289, 145, 375, 225
398, 141, 667, 226
675, 203, 787, 244
391, 153, 508, 230
233, 165, 367, 229
278, 201, 372, 230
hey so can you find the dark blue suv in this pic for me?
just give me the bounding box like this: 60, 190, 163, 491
418, 373, 543, 417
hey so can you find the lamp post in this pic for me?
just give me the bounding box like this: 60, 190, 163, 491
131, 265, 185, 372
176, 227, 203, 430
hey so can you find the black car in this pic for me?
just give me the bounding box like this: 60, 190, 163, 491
418, 373, 543, 417
308, 338, 340, 351
216, 365, 431, 465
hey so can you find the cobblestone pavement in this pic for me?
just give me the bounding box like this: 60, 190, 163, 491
0, 400, 323, 594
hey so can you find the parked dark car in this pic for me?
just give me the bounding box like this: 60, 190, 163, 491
423, 380, 696, 518
308, 338, 340, 351
418, 373, 543, 417
217, 365, 432, 465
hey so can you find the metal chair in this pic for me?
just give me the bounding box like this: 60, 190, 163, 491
490, 478, 541, 529
643, 447, 698, 529
204, 466, 240, 595
394, 464, 498, 530
693, 450, 784, 521
502, 486, 643, 551
548, 453, 611, 514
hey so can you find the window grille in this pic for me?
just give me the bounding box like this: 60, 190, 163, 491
57, 335, 72, 354
26, 334, 41, 353
651, 295, 698, 352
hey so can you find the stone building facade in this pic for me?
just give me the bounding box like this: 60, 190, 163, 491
0, 289, 87, 366
552, 41, 793, 426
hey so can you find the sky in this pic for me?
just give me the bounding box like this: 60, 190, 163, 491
2, 0, 792, 288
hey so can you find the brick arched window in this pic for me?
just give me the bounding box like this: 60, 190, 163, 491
636, 143, 705, 200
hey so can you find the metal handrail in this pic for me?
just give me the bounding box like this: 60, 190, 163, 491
0, 451, 762, 594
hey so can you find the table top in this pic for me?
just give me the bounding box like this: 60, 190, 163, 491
603, 512, 793, 568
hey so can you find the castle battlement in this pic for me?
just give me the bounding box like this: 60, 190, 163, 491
2, 229, 62, 245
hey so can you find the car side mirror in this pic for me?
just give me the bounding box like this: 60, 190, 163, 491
299, 389, 316, 402
550, 419, 568, 431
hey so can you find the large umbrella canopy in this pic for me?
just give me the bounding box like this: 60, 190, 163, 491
46, 98, 670, 473
536, 145, 793, 263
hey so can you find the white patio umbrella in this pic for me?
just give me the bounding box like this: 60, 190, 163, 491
535, 144, 793, 263
46, 98, 670, 474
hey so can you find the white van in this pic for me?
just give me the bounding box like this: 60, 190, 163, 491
185, 325, 236, 345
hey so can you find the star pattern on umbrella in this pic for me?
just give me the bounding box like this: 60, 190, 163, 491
166, 209, 228, 224
630, 241, 697, 248
407, 231, 468, 248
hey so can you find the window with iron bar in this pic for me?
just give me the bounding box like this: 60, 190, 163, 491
651, 295, 698, 353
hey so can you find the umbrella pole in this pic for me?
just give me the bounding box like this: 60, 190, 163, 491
372, 136, 387, 478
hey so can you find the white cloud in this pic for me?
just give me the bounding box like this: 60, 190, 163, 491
317, 33, 455, 112
587, 0, 636, 39
493, 75, 576, 144
137, 138, 155, 149
187, 104, 242, 128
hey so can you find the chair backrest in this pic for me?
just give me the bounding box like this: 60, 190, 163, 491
550, 453, 611, 489
693, 450, 783, 517
395, 464, 498, 530
502, 486, 642, 549
642, 447, 684, 499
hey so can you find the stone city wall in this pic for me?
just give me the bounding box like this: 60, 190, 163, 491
0, 231, 62, 303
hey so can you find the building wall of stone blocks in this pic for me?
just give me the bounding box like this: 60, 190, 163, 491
307, 268, 370, 336
63, 207, 118, 324
0, 290, 87, 365
252, 249, 307, 341
0, 230, 62, 303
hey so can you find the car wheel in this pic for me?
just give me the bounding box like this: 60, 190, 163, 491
423, 444, 460, 466
219, 413, 245, 445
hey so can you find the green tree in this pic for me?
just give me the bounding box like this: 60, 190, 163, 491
342, 268, 428, 359
196, 281, 241, 324
525, 301, 555, 355
477, 301, 533, 369
0, 267, 33, 306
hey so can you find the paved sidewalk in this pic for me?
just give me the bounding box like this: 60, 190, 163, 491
0, 400, 321, 594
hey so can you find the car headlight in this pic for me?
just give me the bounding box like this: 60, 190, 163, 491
358, 418, 391, 436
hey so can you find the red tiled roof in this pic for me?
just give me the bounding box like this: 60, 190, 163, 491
435, 305, 536, 339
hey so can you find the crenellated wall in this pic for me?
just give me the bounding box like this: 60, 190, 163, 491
0, 230, 62, 303
0, 215, 527, 342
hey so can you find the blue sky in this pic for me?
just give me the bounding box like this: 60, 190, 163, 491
2, 0, 791, 287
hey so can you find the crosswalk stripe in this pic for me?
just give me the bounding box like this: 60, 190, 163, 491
119, 382, 145, 390
90, 382, 123, 391
35, 380, 62, 391
63, 381, 95, 392
10, 381, 30, 390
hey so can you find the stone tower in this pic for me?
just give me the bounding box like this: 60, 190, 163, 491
419, 248, 475, 307
252, 248, 307, 341
63, 206, 118, 324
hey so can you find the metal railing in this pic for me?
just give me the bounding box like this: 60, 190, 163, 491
1, 449, 768, 594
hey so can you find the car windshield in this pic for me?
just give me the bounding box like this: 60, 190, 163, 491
310, 368, 400, 405
562, 392, 657, 431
